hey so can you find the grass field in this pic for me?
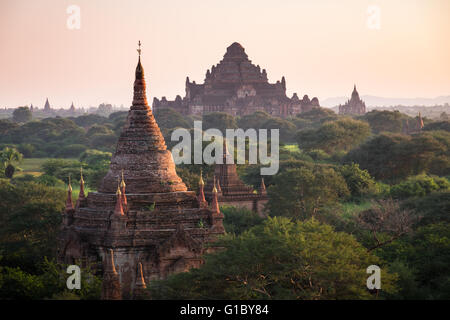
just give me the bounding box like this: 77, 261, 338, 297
283, 144, 300, 153
16, 158, 93, 197
18, 158, 77, 177
340, 201, 372, 221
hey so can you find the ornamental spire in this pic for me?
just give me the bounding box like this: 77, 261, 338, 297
133, 40, 148, 106
211, 176, 220, 213
197, 170, 206, 204
78, 167, 86, 200
65, 175, 73, 211
260, 177, 266, 195
120, 170, 127, 212
114, 181, 124, 216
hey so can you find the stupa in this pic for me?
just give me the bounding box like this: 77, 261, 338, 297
57, 42, 225, 299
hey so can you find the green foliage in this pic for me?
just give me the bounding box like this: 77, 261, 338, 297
0, 180, 64, 271
203, 112, 237, 134
154, 108, 193, 129
0, 258, 102, 300
296, 118, 371, 154
150, 217, 397, 299
261, 118, 297, 143
0, 147, 23, 178
401, 191, 450, 226
338, 163, 377, 199
345, 132, 450, 182
12, 107, 32, 123
423, 121, 450, 132
237, 111, 272, 130
222, 206, 264, 235
267, 166, 350, 219
390, 174, 449, 199
359, 110, 407, 134
377, 222, 450, 299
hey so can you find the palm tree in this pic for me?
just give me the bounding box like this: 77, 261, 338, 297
0, 147, 23, 178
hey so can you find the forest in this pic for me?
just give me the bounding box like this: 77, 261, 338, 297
0, 106, 449, 299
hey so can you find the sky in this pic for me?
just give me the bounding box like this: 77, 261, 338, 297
1, 0, 449, 109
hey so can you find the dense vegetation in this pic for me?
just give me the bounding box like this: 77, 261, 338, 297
0, 107, 449, 300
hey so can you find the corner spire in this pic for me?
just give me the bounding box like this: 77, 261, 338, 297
65, 175, 73, 211
79, 167, 86, 200
210, 176, 220, 213
197, 170, 206, 205
120, 170, 127, 212
114, 182, 124, 216
260, 177, 266, 195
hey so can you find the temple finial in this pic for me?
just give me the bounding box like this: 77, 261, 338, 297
78, 167, 86, 200
120, 169, 126, 188
199, 169, 204, 186
212, 176, 218, 193
137, 40, 142, 56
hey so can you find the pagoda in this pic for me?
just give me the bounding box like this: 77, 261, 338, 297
338, 85, 366, 115
204, 139, 268, 216
57, 42, 225, 299
153, 42, 320, 117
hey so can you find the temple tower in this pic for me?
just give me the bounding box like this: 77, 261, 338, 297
58, 42, 225, 300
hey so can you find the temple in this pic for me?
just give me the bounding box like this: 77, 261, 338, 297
57, 43, 225, 299
203, 140, 268, 216
153, 42, 320, 117
338, 85, 366, 115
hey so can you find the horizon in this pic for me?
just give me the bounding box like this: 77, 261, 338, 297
1, 0, 449, 108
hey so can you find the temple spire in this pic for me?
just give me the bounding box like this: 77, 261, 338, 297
65, 175, 73, 211
133, 40, 148, 107
120, 170, 127, 212
259, 177, 266, 195
197, 170, 206, 204
114, 182, 124, 216
216, 177, 222, 194
101, 249, 122, 300
210, 176, 220, 213
78, 167, 86, 200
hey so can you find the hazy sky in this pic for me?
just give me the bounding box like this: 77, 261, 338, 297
1, 0, 449, 109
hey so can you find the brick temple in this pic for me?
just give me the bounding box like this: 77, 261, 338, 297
57, 48, 225, 300
338, 85, 367, 115
153, 42, 320, 117
204, 140, 268, 216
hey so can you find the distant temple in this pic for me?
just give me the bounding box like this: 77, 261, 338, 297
203, 140, 268, 216
153, 42, 320, 117
43, 98, 52, 112
403, 112, 424, 134
58, 44, 225, 299
338, 85, 366, 115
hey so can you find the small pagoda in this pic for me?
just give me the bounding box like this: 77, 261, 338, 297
204, 139, 268, 216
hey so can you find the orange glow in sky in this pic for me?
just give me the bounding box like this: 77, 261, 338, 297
1, 0, 449, 108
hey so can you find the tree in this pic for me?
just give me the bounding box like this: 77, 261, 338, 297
296, 118, 371, 154
149, 217, 397, 299
338, 163, 377, 199
344, 132, 448, 182
12, 107, 32, 123
390, 174, 449, 199
357, 199, 419, 252
360, 110, 407, 134
222, 206, 264, 235
203, 112, 237, 134
154, 108, 193, 129
0, 147, 23, 178
267, 166, 350, 219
